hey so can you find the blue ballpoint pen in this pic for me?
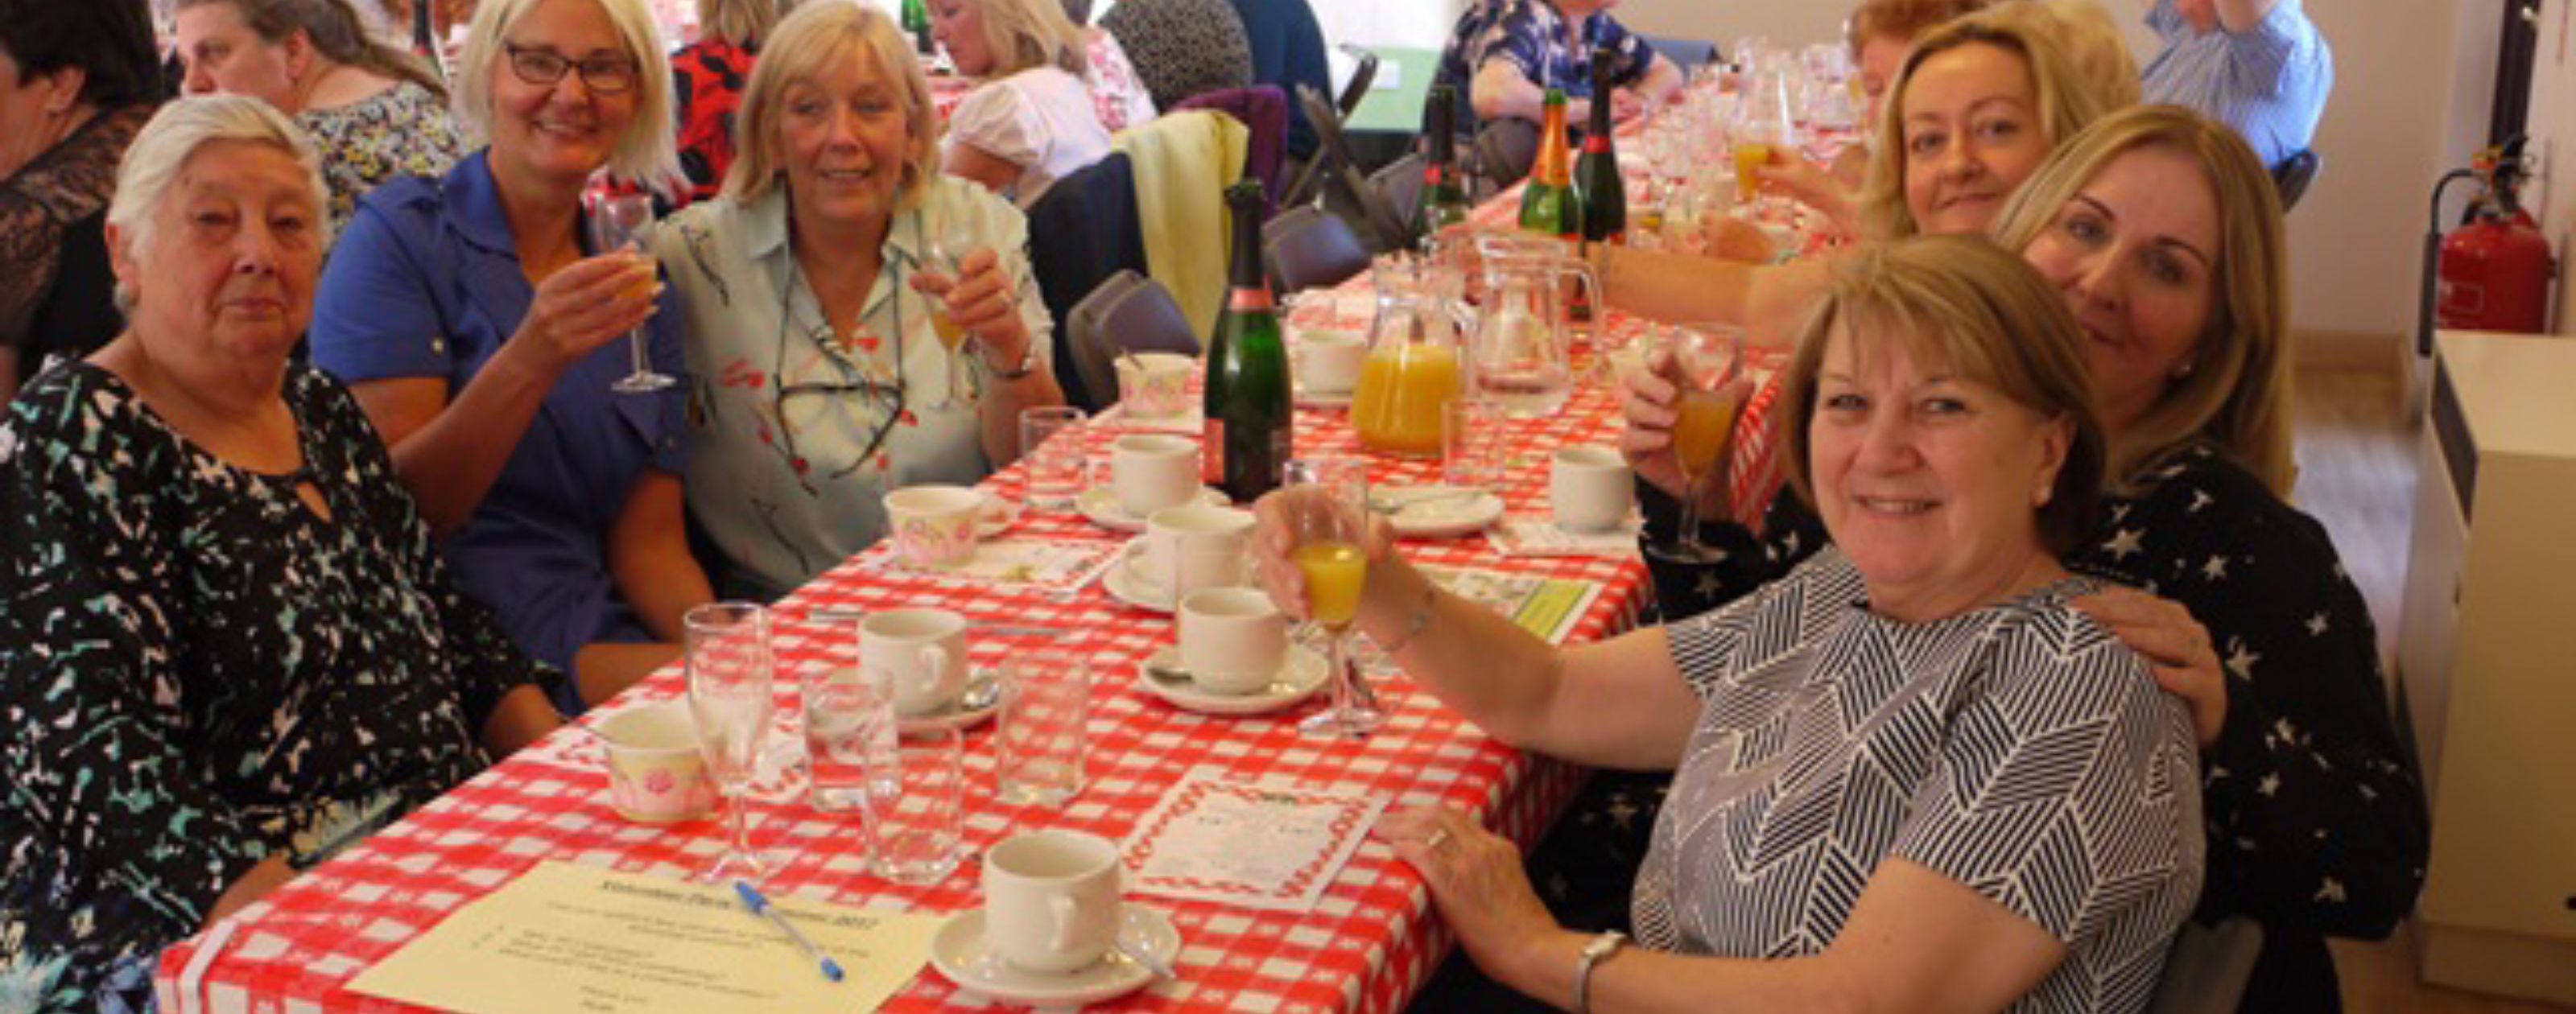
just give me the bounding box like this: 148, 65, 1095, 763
733, 881, 848, 983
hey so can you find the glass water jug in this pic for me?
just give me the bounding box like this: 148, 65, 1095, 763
1473, 250, 1599, 418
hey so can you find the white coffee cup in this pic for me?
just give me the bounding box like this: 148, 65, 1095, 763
1140, 503, 1255, 600
883, 484, 984, 569
1295, 328, 1368, 394
1177, 587, 1288, 695
860, 608, 970, 717
983, 830, 1124, 975
1115, 352, 1195, 419
1550, 444, 1634, 532
1108, 434, 1200, 518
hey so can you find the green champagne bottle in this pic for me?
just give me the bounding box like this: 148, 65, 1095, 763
901, 0, 935, 56
1418, 84, 1472, 249
1575, 49, 1627, 249
1203, 180, 1293, 503
1517, 89, 1582, 244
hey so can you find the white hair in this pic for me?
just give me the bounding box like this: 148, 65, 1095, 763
450, 0, 686, 196
105, 94, 330, 312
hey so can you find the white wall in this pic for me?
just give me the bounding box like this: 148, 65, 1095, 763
2522, 0, 2576, 333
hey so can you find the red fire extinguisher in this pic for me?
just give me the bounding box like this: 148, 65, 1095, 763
2421, 138, 2558, 354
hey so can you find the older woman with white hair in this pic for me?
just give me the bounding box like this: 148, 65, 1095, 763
931, 0, 1113, 206
655, 0, 1057, 601
308, 0, 712, 710
0, 94, 559, 1014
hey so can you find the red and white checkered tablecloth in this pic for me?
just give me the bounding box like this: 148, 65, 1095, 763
152, 395, 1653, 1012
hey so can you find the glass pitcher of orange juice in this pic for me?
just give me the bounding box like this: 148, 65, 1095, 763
1351, 291, 1474, 457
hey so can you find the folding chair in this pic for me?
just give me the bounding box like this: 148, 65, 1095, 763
1370, 152, 1427, 239
1068, 271, 1200, 410
1264, 204, 1374, 295
1278, 84, 1412, 252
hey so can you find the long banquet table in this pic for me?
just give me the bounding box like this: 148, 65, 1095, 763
152, 113, 1824, 1014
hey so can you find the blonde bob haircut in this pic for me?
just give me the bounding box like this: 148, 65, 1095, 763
1778, 234, 2107, 558
1854, 0, 2139, 240
106, 94, 330, 313
451, 0, 686, 196
969, 0, 1087, 80
723, 0, 939, 207
1990, 104, 2294, 496
697, 0, 790, 49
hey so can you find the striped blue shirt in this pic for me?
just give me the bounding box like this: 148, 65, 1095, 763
2140, 0, 2333, 167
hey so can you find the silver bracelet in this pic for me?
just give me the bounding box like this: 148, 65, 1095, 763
1574, 930, 1628, 1014
1374, 583, 1438, 656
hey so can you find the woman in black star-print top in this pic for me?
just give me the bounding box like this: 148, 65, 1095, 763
1599, 108, 2427, 1010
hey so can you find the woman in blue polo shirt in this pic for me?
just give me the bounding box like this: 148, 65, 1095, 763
308, 0, 710, 711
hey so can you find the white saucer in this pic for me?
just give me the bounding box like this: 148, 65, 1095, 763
929, 907, 1180, 1007
1294, 385, 1354, 410
976, 492, 1019, 539
898, 674, 1001, 733
1075, 486, 1228, 534
1135, 645, 1329, 715
1100, 542, 1175, 613
1377, 485, 1507, 538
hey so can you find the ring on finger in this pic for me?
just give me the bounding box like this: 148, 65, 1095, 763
1424, 827, 1451, 851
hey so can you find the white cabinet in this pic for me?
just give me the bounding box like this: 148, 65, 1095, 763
2396, 331, 2576, 1005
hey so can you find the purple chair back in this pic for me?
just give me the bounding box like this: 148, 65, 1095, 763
1174, 84, 1288, 216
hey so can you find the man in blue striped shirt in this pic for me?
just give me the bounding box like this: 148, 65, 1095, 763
2140, 0, 2334, 169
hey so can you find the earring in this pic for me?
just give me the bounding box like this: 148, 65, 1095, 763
2033, 485, 2052, 507
2170, 360, 2195, 380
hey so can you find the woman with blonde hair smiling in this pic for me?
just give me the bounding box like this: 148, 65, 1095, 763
1627, 105, 2428, 1006
308, 0, 710, 710
2, 94, 557, 1014
931, 0, 1112, 206
1596, 0, 2137, 341
654, 0, 1058, 601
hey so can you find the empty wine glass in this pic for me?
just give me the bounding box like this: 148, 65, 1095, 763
1282, 457, 1380, 740
582, 185, 676, 394
687, 602, 775, 883
1645, 324, 1746, 564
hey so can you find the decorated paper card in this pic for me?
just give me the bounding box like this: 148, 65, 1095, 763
1121, 777, 1389, 913
857, 537, 1123, 596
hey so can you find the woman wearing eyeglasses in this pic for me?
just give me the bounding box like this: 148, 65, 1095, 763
307, 0, 711, 710
654, 1, 1059, 604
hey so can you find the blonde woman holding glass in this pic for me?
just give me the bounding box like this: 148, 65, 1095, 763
654, 0, 1059, 602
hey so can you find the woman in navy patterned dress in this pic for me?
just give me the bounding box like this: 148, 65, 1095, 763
1253, 236, 2203, 1012
0, 96, 560, 1014
1619, 107, 2427, 1009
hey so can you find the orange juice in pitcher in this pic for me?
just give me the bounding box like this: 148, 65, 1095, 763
1352, 341, 1461, 456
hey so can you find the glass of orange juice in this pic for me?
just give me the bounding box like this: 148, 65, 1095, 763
1648, 324, 1746, 564
1282, 456, 1380, 740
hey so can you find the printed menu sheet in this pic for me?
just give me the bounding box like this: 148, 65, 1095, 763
347, 861, 942, 1014
1417, 564, 1604, 645
1484, 517, 1645, 559
1121, 777, 1389, 913
854, 536, 1123, 596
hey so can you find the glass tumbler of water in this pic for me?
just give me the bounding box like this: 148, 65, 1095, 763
861, 724, 966, 885
1018, 406, 1089, 510
995, 649, 1090, 806
803, 662, 894, 814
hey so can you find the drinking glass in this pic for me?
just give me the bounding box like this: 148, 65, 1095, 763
582, 187, 675, 394
686, 602, 775, 883
1732, 75, 1801, 218
799, 616, 890, 814
1018, 406, 1089, 510
1646, 324, 1747, 564
995, 649, 1090, 806
861, 724, 966, 884
1283, 457, 1380, 740
1442, 398, 1506, 491
920, 240, 974, 410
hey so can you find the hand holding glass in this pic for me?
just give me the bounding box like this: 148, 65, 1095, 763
583, 188, 675, 394
1647, 325, 1746, 564
1281, 458, 1380, 739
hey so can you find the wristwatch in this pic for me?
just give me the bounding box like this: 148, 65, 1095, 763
983, 339, 1039, 381
1573, 930, 1628, 1013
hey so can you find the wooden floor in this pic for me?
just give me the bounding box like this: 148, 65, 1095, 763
2287, 365, 2570, 1014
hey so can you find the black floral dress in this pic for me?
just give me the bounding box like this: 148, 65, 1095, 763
0, 362, 555, 1013
1554, 443, 2429, 1011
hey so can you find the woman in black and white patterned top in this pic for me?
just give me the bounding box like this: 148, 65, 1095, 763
1620, 107, 2425, 1011
1252, 236, 2201, 1012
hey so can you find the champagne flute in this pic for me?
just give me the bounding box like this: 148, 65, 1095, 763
583, 186, 676, 394
687, 602, 775, 883
1646, 324, 1746, 564
1284, 457, 1381, 740
920, 236, 974, 410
